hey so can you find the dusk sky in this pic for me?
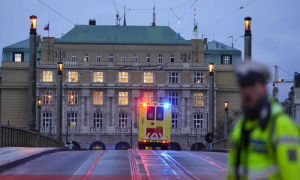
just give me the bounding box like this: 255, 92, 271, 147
0, 0, 299, 101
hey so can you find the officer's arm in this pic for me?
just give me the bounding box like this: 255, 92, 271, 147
275, 115, 300, 180
226, 130, 238, 180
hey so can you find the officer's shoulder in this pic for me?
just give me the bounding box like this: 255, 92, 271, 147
274, 113, 299, 134
232, 116, 244, 130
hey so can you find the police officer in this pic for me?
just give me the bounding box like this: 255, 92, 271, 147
227, 61, 300, 180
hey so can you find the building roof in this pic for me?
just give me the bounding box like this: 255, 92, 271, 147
56, 25, 191, 45
204, 40, 241, 53
3, 38, 41, 50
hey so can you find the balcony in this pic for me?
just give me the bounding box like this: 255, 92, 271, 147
90, 127, 105, 133
191, 128, 207, 135
37, 61, 209, 70
171, 128, 181, 134
64, 126, 81, 133
41, 126, 56, 133
115, 127, 130, 133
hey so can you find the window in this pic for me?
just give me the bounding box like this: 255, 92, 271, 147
193, 93, 203, 106
158, 54, 163, 63
169, 92, 178, 105
84, 53, 89, 61
171, 113, 178, 128
170, 54, 175, 63
42, 113, 52, 127
67, 112, 78, 127
94, 72, 103, 82
68, 91, 78, 104
121, 54, 126, 62
168, 73, 178, 83
43, 91, 52, 104
133, 54, 138, 62
96, 53, 101, 61
93, 92, 103, 105
68, 71, 78, 82
109, 54, 114, 61
223, 56, 230, 64
94, 113, 103, 127
43, 71, 53, 82
194, 114, 203, 128
119, 113, 128, 127
119, 92, 128, 105
144, 72, 153, 83
59, 52, 65, 61
144, 92, 153, 103
193, 73, 203, 84
146, 54, 150, 62
71, 53, 76, 61
119, 72, 128, 83
14, 53, 22, 62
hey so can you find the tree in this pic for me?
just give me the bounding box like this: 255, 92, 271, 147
215, 108, 243, 140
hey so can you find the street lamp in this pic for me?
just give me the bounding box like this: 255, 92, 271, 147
57, 62, 63, 143
30, 15, 37, 33
224, 101, 228, 139
244, 17, 252, 60
37, 99, 41, 147
209, 63, 215, 135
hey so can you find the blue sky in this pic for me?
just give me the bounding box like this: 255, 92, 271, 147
0, 0, 299, 101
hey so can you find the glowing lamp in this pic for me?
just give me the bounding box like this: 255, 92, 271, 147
225, 101, 228, 109
209, 63, 214, 73
245, 17, 251, 31
37, 99, 41, 107
142, 103, 147, 108
30, 15, 37, 30
164, 103, 169, 108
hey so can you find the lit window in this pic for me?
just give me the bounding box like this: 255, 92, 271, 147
134, 54, 138, 62
43, 91, 52, 104
119, 113, 128, 127
144, 72, 153, 83
170, 54, 175, 63
94, 72, 103, 82
43, 71, 53, 82
193, 93, 203, 106
144, 92, 153, 103
71, 53, 76, 61
194, 114, 203, 128
168, 72, 178, 83
96, 53, 101, 61
84, 53, 89, 61
193, 73, 203, 84
68, 91, 78, 104
67, 112, 78, 127
14, 53, 22, 62
109, 54, 114, 61
42, 113, 52, 127
223, 56, 231, 64
94, 113, 103, 127
119, 92, 128, 105
158, 54, 163, 63
146, 54, 150, 62
93, 92, 103, 105
68, 71, 78, 82
119, 72, 128, 83
169, 92, 178, 105
121, 54, 126, 62
171, 113, 178, 128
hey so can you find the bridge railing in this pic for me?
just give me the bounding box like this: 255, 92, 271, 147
212, 138, 231, 150
0, 124, 64, 148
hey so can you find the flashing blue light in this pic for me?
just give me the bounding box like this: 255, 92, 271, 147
164, 103, 169, 108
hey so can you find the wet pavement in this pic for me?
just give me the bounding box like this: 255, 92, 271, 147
0, 150, 228, 180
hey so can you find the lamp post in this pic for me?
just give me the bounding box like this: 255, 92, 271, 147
57, 62, 63, 143
224, 101, 229, 139
130, 119, 132, 149
27, 15, 37, 131
209, 63, 215, 134
244, 17, 252, 60
37, 99, 41, 147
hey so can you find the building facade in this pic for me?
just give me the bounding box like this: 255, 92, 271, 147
1, 23, 242, 150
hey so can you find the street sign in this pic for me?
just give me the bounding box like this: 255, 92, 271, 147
138, 67, 142, 72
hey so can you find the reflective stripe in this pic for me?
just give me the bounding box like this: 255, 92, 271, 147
248, 165, 279, 180
235, 166, 247, 177
277, 136, 300, 145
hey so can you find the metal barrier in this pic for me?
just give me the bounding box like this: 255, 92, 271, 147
211, 138, 231, 150
0, 124, 64, 148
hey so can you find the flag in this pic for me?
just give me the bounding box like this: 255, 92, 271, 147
193, 25, 197, 32
44, 23, 49, 31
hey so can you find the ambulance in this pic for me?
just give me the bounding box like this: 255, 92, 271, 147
138, 102, 171, 150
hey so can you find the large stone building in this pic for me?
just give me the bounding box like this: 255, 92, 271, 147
1, 21, 242, 150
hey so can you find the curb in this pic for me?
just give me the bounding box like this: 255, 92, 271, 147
202, 149, 228, 153
0, 148, 66, 173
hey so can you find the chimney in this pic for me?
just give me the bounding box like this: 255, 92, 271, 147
89, 19, 96, 25
203, 38, 208, 45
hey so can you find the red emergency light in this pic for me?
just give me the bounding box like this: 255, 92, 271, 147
162, 140, 169, 144
140, 139, 147, 143
142, 103, 147, 108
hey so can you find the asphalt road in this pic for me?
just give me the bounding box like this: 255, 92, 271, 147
0, 150, 228, 180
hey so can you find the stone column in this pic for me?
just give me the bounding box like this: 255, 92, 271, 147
106, 90, 115, 127
81, 89, 90, 126
182, 90, 191, 128
181, 97, 185, 127
132, 90, 140, 124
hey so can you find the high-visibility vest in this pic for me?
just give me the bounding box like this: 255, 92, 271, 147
227, 102, 300, 180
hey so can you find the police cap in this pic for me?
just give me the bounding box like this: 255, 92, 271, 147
234, 61, 270, 87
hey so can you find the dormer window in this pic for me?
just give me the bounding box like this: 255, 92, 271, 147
221, 55, 232, 64
13, 52, 24, 62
